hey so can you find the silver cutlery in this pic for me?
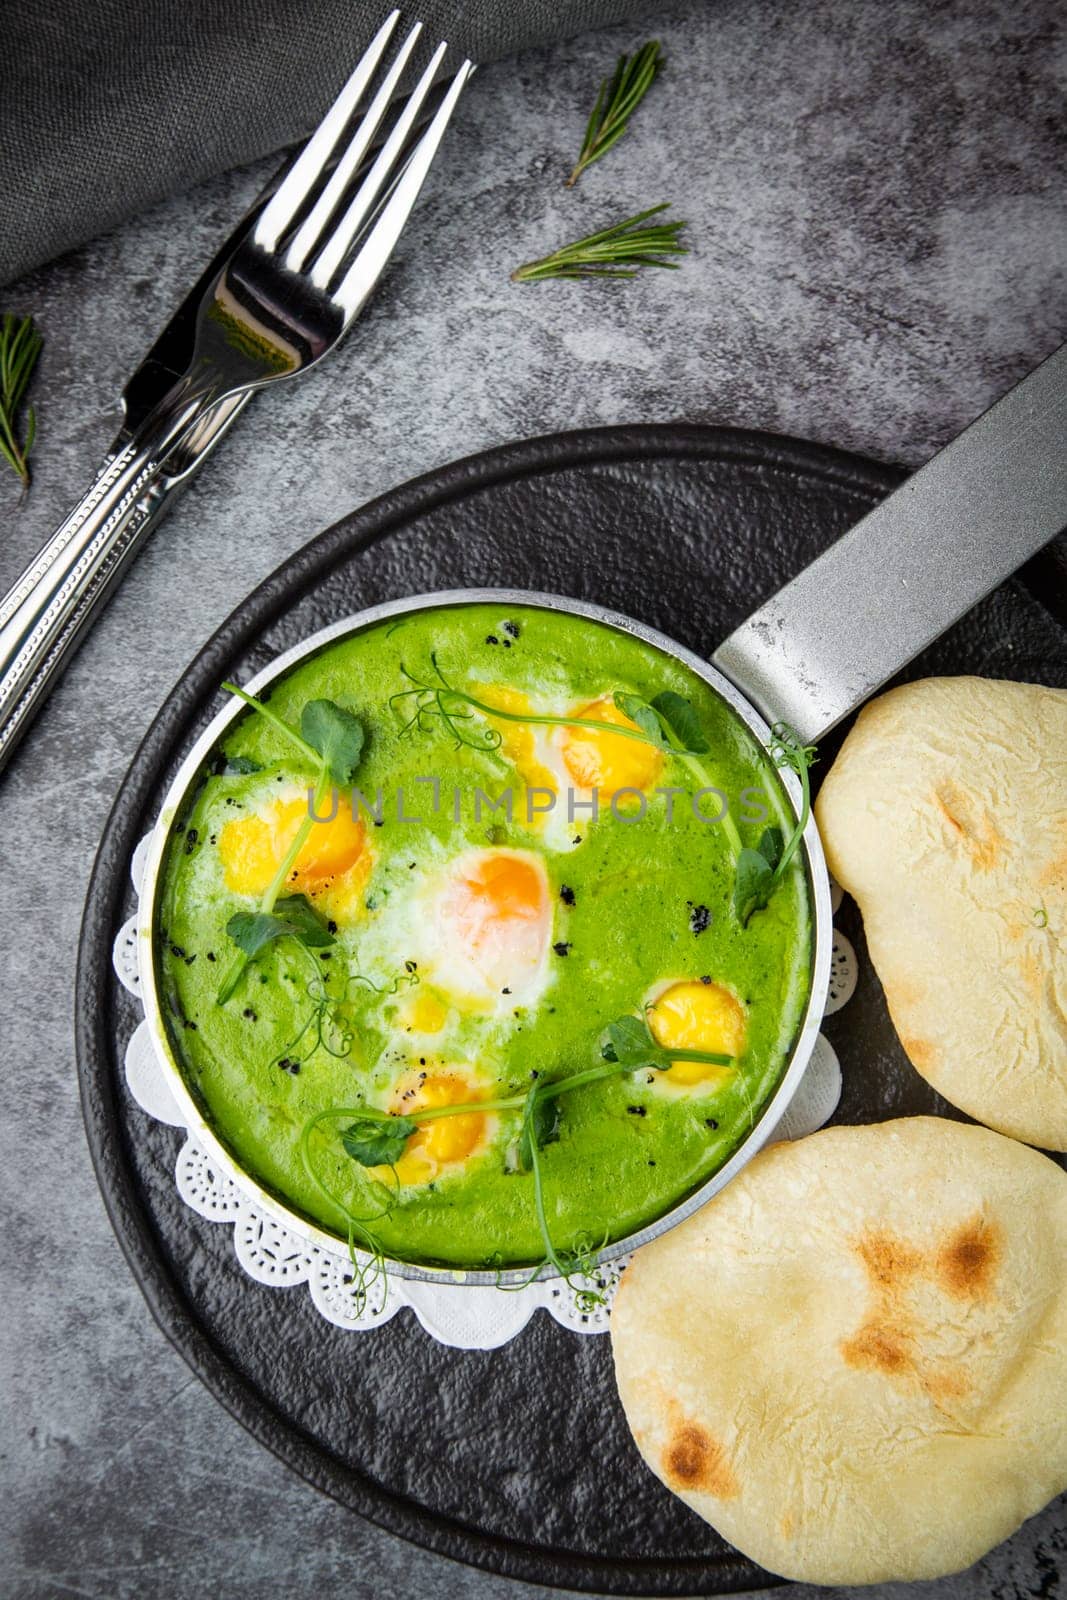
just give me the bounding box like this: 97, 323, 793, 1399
0, 10, 472, 773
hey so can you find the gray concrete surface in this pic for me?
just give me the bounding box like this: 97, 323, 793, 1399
1, 1, 1064, 1596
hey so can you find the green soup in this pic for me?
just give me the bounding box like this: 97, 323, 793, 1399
157, 603, 812, 1270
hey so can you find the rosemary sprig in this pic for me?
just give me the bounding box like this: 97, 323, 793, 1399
511, 204, 687, 284
0, 314, 43, 491
566, 40, 663, 187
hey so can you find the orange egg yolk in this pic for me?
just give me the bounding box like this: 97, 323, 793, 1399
441, 851, 550, 977
560, 696, 664, 799
218, 796, 368, 915
386, 1072, 488, 1186
647, 981, 746, 1087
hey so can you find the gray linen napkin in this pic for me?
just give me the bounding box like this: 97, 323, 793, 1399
1, 0, 655, 287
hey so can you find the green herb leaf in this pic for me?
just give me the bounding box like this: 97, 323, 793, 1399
602, 1013, 659, 1066
602, 1012, 734, 1072
650, 690, 709, 754
271, 894, 335, 947
566, 40, 663, 187
757, 826, 783, 868
341, 1115, 417, 1167
0, 313, 43, 491
223, 894, 333, 973
517, 1091, 562, 1172
613, 691, 665, 745
732, 724, 818, 927
511, 204, 687, 284
300, 699, 365, 786
733, 847, 775, 926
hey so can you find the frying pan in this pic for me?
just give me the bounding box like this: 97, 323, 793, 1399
134, 340, 1067, 1284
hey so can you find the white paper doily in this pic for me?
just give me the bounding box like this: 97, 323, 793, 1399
115, 835, 854, 1346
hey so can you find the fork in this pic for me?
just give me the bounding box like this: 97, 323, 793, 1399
0, 10, 473, 774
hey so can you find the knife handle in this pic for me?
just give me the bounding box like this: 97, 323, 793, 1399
0, 395, 247, 776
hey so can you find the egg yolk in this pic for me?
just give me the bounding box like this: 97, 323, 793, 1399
647, 980, 746, 1087
218, 796, 368, 918
404, 990, 449, 1034
479, 686, 559, 807
440, 850, 551, 991
560, 696, 664, 800
385, 1071, 488, 1186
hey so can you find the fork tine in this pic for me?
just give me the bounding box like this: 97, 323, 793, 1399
284, 20, 425, 273
330, 60, 473, 315
253, 8, 401, 253
310, 41, 454, 290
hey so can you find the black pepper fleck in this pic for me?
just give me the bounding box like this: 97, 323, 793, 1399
553, 942, 571, 957
559, 884, 575, 906
327, 920, 338, 935
485, 634, 499, 645
183, 1019, 198, 1031
502, 620, 519, 639
627, 1105, 647, 1117
206, 952, 216, 962
169, 943, 186, 960
705, 1118, 719, 1130
242, 1008, 257, 1022
689, 903, 711, 935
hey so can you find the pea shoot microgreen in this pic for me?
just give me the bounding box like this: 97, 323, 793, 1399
300, 1014, 736, 1304
732, 723, 817, 925
215, 681, 365, 1003
600, 1012, 733, 1073
391, 658, 741, 857
226, 894, 334, 961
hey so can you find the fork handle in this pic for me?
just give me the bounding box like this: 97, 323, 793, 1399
0, 392, 242, 775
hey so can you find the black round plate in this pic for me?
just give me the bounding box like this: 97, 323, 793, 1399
77, 426, 1067, 1597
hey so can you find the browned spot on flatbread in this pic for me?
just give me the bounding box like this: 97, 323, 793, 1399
923, 1365, 970, 1404
1017, 949, 1047, 1004
662, 1421, 739, 1499
936, 1215, 1000, 1300
902, 1035, 938, 1071
855, 1228, 922, 1288
933, 782, 1002, 870
841, 1319, 911, 1376
1038, 822, 1067, 891
842, 1232, 921, 1375
840, 1222, 993, 1403
780, 1511, 797, 1539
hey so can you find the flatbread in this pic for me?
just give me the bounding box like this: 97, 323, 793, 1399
611, 1118, 1067, 1585
814, 676, 1067, 1149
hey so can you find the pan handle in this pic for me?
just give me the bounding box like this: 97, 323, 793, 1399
711, 341, 1067, 743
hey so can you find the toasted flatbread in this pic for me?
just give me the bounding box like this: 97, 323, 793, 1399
612, 1118, 1067, 1584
